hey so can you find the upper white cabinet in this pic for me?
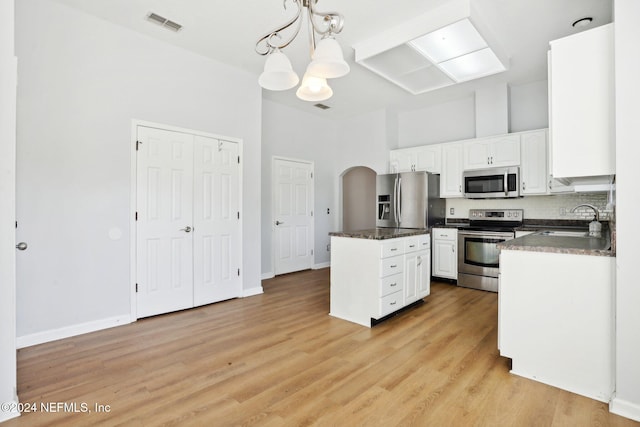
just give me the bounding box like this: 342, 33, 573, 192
440, 143, 464, 198
520, 130, 548, 196
463, 135, 520, 170
390, 144, 442, 173
549, 24, 615, 180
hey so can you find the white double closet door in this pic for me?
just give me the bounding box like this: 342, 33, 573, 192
136, 125, 241, 318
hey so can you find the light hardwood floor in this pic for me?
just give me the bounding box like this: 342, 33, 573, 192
5, 268, 638, 426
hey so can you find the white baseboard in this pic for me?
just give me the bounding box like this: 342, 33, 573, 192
242, 286, 264, 297
261, 272, 275, 280
16, 315, 132, 349
610, 396, 640, 422
0, 395, 20, 423
313, 262, 330, 270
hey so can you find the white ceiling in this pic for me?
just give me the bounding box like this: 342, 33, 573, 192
51, 0, 612, 119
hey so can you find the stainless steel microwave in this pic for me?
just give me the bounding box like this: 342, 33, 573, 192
463, 167, 520, 198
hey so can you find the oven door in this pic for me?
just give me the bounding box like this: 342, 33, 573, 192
458, 230, 514, 278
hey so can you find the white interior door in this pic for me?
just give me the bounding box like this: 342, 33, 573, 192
136, 126, 194, 318
193, 136, 241, 306
273, 158, 314, 275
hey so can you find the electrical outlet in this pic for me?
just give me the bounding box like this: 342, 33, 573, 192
560, 207, 567, 216
450, 207, 455, 215
327, 208, 330, 214
326, 244, 331, 251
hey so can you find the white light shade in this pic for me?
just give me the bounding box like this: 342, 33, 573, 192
408, 19, 487, 63
438, 47, 506, 82
258, 49, 299, 91
308, 37, 350, 79
296, 70, 333, 101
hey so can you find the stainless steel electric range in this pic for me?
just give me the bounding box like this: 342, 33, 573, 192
457, 209, 523, 292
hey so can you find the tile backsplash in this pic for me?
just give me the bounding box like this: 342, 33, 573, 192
446, 192, 613, 221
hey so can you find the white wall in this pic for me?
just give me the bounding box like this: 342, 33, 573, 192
510, 80, 549, 132
261, 101, 390, 276
397, 96, 476, 147
15, 0, 262, 342
397, 80, 549, 148
0, 0, 19, 421
612, 0, 640, 421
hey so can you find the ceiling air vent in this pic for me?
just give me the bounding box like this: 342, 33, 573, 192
314, 103, 331, 110
146, 12, 183, 32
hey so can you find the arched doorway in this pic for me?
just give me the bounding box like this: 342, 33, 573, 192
341, 166, 376, 231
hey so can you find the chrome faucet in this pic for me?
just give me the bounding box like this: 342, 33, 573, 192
570, 204, 599, 221
571, 204, 602, 236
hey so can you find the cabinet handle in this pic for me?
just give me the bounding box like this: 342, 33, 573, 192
390, 282, 397, 287
491, 156, 494, 164
409, 244, 415, 248
390, 248, 398, 252
390, 264, 397, 268
452, 246, 455, 253
390, 301, 397, 306
459, 185, 462, 192
523, 182, 526, 190
487, 156, 490, 165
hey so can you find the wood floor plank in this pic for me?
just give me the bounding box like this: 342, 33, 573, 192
4, 268, 637, 426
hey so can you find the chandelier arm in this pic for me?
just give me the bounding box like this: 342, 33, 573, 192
255, 0, 304, 55
307, 0, 344, 36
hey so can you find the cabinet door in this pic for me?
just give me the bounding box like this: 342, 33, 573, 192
463, 140, 492, 169
415, 145, 442, 173
520, 131, 548, 195
390, 149, 415, 173
441, 144, 463, 197
404, 252, 419, 305
405, 250, 430, 303
549, 24, 614, 178
490, 135, 521, 167
433, 240, 457, 279
416, 250, 431, 298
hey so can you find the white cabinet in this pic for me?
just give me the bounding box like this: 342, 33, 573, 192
520, 130, 548, 196
432, 228, 457, 280
549, 23, 615, 180
440, 143, 464, 198
463, 135, 520, 170
499, 249, 615, 402
329, 234, 431, 327
404, 235, 431, 304
390, 145, 442, 173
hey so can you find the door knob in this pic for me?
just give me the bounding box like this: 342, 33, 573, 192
275, 220, 284, 225
16, 242, 28, 251
180, 226, 192, 233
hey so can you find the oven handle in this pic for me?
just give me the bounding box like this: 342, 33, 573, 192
459, 230, 514, 238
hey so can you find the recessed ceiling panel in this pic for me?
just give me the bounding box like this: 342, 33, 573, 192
361, 44, 434, 78
408, 19, 486, 63
438, 47, 506, 82
396, 67, 455, 94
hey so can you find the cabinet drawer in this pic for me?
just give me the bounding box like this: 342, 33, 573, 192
381, 240, 404, 258
433, 228, 456, 241
380, 273, 403, 297
405, 234, 430, 253
379, 290, 403, 317
381, 256, 403, 277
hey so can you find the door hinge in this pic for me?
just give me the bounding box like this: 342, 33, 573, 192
135, 212, 138, 221
237, 268, 240, 276
135, 283, 138, 293
136, 140, 141, 151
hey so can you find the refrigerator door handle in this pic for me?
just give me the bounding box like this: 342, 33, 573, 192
397, 177, 402, 224
393, 176, 398, 226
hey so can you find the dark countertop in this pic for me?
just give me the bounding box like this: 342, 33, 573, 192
497, 231, 613, 257
329, 228, 429, 240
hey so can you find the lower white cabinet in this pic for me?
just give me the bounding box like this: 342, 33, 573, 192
499, 249, 615, 402
432, 228, 457, 280
330, 234, 430, 327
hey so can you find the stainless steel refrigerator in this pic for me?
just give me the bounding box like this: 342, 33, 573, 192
376, 171, 445, 229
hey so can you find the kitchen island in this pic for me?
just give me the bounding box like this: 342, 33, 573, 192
328, 228, 430, 327
497, 231, 615, 402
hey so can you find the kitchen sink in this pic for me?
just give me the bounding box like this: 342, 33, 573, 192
537, 230, 592, 238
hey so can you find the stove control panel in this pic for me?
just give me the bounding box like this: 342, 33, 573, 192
469, 209, 524, 221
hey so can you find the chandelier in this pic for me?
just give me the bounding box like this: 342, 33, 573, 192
255, 0, 350, 102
